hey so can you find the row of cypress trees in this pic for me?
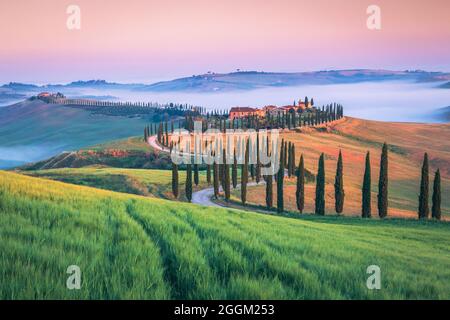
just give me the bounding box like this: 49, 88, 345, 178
171, 141, 442, 220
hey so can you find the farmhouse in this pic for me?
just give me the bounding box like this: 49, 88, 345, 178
37, 92, 51, 98
229, 98, 313, 120
229, 107, 259, 120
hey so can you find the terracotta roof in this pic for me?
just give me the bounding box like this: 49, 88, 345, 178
230, 107, 257, 113
280, 105, 296, 110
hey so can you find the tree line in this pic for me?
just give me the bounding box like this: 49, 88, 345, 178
171, 141, 442, 220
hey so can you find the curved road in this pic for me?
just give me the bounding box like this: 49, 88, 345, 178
147, 135, 279, 208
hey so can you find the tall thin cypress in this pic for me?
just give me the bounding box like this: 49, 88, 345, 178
432, 169, 441, 220
241, 140, 249, 205
287, 142, 292, 177
362, 151, 372, 218
185, 164, 192, 202
223, 149, 231, 201
256, 134, 261, 184
418, 152, 430, 219
291, 144, 296, 177
194, 164, 199, 186
213, 161, 219, 199
266, 172, 273, 209
334, 150, 345, 214
277, 141, 285, 213
206, 164, 211, 185
378, 143, 389, 218
315, 153, 325, 215
172, 162, 179, 198
232, 149, 238, 188
296, 154, 305, 213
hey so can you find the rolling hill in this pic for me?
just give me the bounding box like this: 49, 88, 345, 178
136, 70, 450, 92
21, 167, 207, 201
244, 117, 450, 218
434, 106, 450, 121
0, 100, 151, 168
17, 137, 172, 171
3, 70, 450, 97
1, 170, 449, 299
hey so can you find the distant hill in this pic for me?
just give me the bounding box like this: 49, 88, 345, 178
438, 81, 450, 88
3, 69, 450, 94
137, 69, 450, 92
434, 106, 450, 121
1, 82, 39, 90
0, 100, 151, 168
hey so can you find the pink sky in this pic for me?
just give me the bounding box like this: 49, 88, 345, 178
1, 0, 449, 83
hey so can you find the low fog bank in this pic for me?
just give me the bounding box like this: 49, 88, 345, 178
0, 145, 64, 169
65, 81, 450, 123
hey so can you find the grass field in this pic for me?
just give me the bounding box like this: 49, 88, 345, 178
1, 170, 449, 299
21, 167, 207, 201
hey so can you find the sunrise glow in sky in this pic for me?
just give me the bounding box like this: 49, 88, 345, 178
1, 0, 449, 83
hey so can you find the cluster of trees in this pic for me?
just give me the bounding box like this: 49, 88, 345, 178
49, 97, 204, 120
171, 140, 442, 220
181, 103, 344, 133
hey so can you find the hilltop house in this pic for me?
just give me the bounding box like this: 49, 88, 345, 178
37, 92, 51, 98
229, 98, 313, 120
229, 107, 260, 120
36, 92, 65, 102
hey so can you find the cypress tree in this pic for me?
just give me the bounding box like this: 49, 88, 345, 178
223, 149, 231, 201
232, 149, 238, 188
290, 144, 296, 177
241, 140, 249, 205
296, 154, 305, 213
194, 164, 199, 186
186, 164, 192, 202
334, 150, 345, 214
172, 162, 179, 198
277, 141, 285, 213
256, 134, 261, 184
378, 143, 389, 218
287, 142, 292, 177
213, 161, 219, 199
418, 152, 430, 219
432, 169, 441, 220
266, 172, 273, 209
284, 141, 288, 168
206, 164, 211, 185
315, 153, 325, 215
362, 151, 372, 218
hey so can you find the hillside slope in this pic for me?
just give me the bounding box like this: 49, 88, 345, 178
0, 100, 150, 168
1, 171, 449, 299
244, 117, 450, 218
18, 137, 172, 171
138, 70, 450, 92
21, 167, 207, 201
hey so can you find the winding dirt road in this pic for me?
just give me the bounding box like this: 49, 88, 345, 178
147, 135, 270, 207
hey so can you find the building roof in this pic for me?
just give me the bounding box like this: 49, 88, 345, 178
229, 107, 257, 113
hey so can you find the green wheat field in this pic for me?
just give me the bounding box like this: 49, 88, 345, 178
1, 170, 449, 299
